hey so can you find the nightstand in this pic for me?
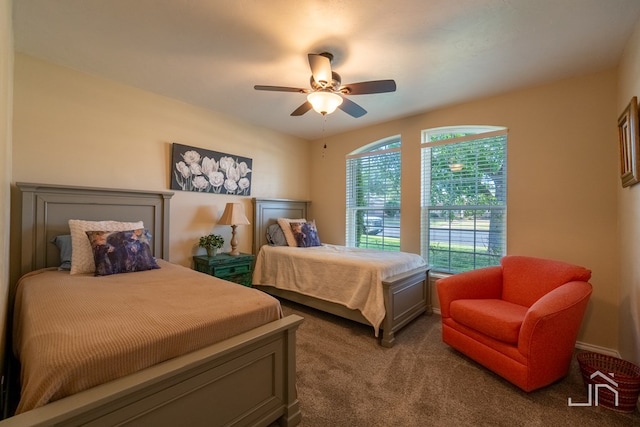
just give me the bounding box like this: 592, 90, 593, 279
193, 252, 255, 287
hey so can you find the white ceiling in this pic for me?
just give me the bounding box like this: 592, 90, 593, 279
13, 0, 640, 140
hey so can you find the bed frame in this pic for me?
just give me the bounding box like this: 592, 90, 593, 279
1, 183, 303, 427
251, 198, 430, 348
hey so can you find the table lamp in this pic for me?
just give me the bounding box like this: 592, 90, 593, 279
218, 202, 250, 256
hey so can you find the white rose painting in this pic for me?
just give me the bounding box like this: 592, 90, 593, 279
171, 143, 253, 195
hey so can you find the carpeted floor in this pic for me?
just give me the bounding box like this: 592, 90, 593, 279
280, 299, 640, 427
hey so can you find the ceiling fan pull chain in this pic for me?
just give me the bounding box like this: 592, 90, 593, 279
321, 116, 328, 158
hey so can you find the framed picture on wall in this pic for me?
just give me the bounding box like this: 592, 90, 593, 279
170, 143, 253, 195
618, 96, 640, 187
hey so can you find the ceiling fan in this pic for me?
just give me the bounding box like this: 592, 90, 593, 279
254, 52, 396, 117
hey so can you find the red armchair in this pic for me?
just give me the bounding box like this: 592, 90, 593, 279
437, 255, 592, 392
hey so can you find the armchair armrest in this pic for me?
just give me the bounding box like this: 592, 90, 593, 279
436, 266, 503, 318
518, 281, 592, 359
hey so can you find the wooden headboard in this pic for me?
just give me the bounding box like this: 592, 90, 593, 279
18, 182, 173, 277
251, 198, 309, 254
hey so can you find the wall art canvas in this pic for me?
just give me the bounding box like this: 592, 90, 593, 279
171, 143, 252, 195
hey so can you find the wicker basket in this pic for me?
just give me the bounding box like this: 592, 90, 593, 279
577, 351, 640, 413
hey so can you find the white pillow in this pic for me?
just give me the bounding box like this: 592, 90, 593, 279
68, 219, 144, 275
276, 218, 306, 247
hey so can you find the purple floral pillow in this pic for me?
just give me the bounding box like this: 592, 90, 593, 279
85, 229, 159, 276
289, 221, 322, 248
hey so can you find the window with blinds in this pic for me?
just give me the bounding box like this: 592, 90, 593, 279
421, 126, 507, 273
346, 136, 401, 251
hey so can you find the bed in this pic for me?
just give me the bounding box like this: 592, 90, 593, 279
251, 198, 430, 348
1, 183, 303, 427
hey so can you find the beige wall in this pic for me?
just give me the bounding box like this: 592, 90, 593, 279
0, 0, 13, 381
11, 54, 311, 283
617, 19, 640, 366
310, 70, 620, 350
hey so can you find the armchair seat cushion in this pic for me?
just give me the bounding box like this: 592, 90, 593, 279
450, 299, 528, 344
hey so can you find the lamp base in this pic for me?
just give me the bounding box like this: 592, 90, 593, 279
229, 225, 240, 256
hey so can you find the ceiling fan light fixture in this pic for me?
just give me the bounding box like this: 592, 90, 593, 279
307, 91, 343, 115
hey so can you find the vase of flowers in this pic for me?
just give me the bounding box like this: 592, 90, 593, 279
199, 234, 224, 257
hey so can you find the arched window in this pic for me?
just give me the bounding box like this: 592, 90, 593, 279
346, 135, 401, 251
421, 126, 507, 273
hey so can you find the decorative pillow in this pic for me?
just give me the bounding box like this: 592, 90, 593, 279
277, 218, 306, 247
69, 219, 144, 275
51, 234, 72, 270
85, 229, 159, 276
266, 223, 288, 246
289, 220, 322, 248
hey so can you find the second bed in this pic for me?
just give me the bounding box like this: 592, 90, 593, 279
251, 198, 431, 347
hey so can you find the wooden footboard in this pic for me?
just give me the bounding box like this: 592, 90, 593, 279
256, 266, 430, 348
0, 315, 303, 427
380, 266, 431, 347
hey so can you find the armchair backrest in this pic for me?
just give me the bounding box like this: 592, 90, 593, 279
500, 255, 592, 307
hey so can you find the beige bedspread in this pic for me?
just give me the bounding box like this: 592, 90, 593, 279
12, 260, 282, 413
252, 244, 426, 334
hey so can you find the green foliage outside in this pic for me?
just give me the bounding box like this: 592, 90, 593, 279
358, 235, 400, 251
428, 241, 501, 272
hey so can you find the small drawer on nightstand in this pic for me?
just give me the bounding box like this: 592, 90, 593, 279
215, 264, 251, 276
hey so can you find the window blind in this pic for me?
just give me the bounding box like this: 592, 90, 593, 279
421, 129, 507, 273
346, 139, 401, 251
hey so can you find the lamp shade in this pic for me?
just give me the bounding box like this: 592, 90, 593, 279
218, 202, 250, 226
307, 91, 343, 115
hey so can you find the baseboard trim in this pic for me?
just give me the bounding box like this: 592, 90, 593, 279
574, 341, 620, 358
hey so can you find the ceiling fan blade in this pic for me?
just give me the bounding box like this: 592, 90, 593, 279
254, 85, 307, 93
339, 97, 367, 118
341, 80, 397, 95
308, 54, 332, 86
291, 101, 313, 116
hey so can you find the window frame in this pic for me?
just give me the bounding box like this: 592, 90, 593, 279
421, 126, 507, 274
346, 135, 402, 251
